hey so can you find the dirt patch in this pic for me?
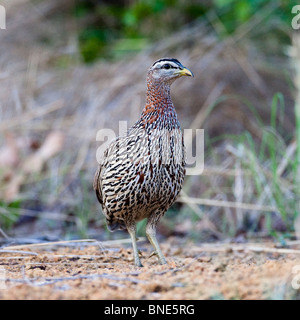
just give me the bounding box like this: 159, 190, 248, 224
0, 238, 299, 300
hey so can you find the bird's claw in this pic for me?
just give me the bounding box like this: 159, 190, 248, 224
148, 251, 167, 264
148, 251, 157, 259
138, 249, 143, 257
135, 260, 144, 267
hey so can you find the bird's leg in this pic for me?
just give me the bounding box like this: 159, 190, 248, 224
127, 223, 143, 267
146, 218, 167, 265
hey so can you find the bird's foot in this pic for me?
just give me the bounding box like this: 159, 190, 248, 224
148, 251, 157, 259
134, 259, 143, 267
133, 251, 143, 267
148, 251, 167, 265
159, 257, 167, 265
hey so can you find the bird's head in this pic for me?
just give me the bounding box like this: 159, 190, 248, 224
148, 58, 194, 84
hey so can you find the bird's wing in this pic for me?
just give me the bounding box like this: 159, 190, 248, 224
93, 135, 118, 207
93, 164, 103, 206
94, 127, 145, 208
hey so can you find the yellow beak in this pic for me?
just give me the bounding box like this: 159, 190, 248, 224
176, 67, 194, 77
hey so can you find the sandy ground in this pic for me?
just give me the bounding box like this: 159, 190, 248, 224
0, 238, 300, 300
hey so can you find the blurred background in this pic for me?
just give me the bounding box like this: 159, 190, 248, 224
0, 0, 299, 245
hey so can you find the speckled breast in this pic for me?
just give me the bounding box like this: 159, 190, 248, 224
99, 124, 186, 222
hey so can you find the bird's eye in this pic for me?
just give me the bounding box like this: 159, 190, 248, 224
162, 64, 171, 69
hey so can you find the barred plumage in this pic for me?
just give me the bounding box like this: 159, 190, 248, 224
94, 58, 194, 266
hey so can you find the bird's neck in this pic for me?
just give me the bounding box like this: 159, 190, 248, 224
141, 77, 178, 126
145, 77, 172, 105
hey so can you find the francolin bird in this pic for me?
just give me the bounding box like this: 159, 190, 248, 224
94, 58, 194, 267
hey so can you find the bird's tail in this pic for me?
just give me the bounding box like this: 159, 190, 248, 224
106, 219, 126, 232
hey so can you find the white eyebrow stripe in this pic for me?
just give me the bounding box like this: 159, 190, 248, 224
152, 61, 181, 69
